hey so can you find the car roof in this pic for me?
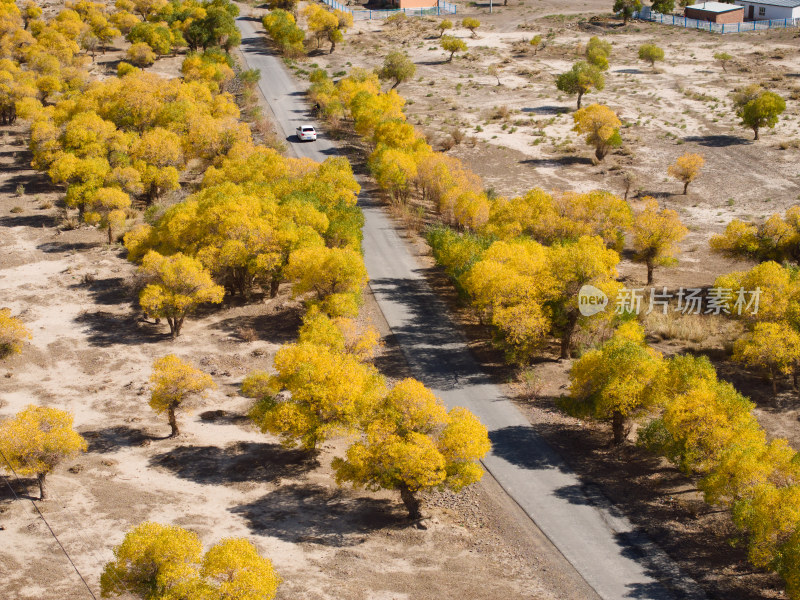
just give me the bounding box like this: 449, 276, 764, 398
299, 125, 315, 129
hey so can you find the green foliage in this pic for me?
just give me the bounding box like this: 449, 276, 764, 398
262, 9, 305, 57
556, 61, 604, 109
613, 0, 642, 23
585, 36, 611, 71
440, 34, 467, 61
733, 85, 786, 140
638, 43, 664, 68
378, 51, 416, 90
651, 0, 675, 13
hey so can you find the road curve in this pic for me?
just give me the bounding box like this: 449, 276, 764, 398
236, 14, 707, 600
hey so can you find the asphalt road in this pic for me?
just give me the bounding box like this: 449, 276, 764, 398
236, 14, 708, 600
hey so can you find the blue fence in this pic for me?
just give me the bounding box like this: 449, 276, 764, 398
633, 7, 799, 33
321, 0, 456, 19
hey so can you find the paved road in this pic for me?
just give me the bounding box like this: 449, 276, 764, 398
236, 15, 707, 600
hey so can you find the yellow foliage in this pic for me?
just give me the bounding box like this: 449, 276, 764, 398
631, 197, 688, 284
101, 522, 281, 600
572, 103, 622, 161
0, 307, 31, 358
667, 152, 704, 194
569, 322, 664, 443
333, 378, 489, 517
245, 341, 387, 448
149, 354, 215, 436
139, 250, 225, 337
0, 405, 86, 498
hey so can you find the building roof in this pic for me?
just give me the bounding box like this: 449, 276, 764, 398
687, 2, 744, 12
735, 0, 800, 6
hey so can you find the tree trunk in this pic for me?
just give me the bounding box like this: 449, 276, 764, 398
612, 411, 625, 445
448, 51, 455, 62
399, 483, 422, 519
107, 225, 113, 245
391, 80, 399, 90
646, 261, 654, 285
772, 366, 777, 395
576, 91, 583, 110
595, 145, 607, 161
329, 40, 335, 54
683, 181, 689, 195
168, 405, 179, 437
560, 312, 579, 359
37, 472, 47, 500
753, 127, 759, 141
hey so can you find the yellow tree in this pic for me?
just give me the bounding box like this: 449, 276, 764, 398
101, 522, 281, 600
462, 238, 554, 363
0, 308, 32, 358
631, 198, 688, 284
139, 251, 225, 338
285, 246, 367, 317
461, 17, 480, 37
127, 41, 156, 66
572, 103, 621, 161
0, 405, 87, 500
84, 186, 130, 243
667, 152, 704, 195
243, 342, 387, 449
733, 322, 800, 395
568, 322, 664, 444
547, 235, 620, 358
101, 522, 204, 600
440, 34, 467, 62
149, 354, 215, 437
200, 538, 281, 600
700, 436, 800, 508
333, 378, 490, 519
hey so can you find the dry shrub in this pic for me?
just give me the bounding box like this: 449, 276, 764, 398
450, 128, 465, 146
516, 367, 543, 401
643, 311, 741, 347
490, 105, 511, 121
59, 214, 79, 230
236, 326, 258, 342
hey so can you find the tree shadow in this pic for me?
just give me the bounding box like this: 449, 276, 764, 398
0, 475, 39, 502
230, 483, 406, 546
213, 303, 303, 344
37, 240, 103, 253
70, 276, 131, 306
489, 425, 571, 472
368, 274, 497, 389
74, 311, 166, 346
198, 409, 252, 426
521, 156, 594, 167
614, 68, 644, 74
521, 105, 570, 115
149, 442, 318, 485
682, 135, 749, 147
0, 213, 57, 228
82, 426, 155, 453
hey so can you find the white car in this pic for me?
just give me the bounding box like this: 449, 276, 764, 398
296, 125, 317, 141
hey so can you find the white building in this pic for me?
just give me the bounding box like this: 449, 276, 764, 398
734, 0, 800, 20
